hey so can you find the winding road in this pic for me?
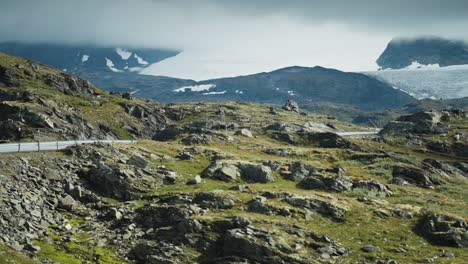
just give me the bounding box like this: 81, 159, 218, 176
0, 130, 378, 154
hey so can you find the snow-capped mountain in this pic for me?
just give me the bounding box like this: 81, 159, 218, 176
377, 36, 468, 70
0, 42, 179, 73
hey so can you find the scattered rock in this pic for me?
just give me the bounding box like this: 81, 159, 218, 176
362, 244, 380, 253
235, 128, 253, 138
186, 175, 202, 185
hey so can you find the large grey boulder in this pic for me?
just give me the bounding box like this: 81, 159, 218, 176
202, 161, 240, 182
238, 163, 275, 183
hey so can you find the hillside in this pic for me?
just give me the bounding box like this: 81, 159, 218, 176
0, 52, 467, 264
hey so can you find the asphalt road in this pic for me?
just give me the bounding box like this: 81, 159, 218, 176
0, 140, 136, 154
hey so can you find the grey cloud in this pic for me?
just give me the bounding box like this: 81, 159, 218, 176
0, 0, 467, 48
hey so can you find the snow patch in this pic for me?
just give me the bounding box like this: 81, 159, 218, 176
203, 91, 227, 95
174, 84, 216, 92
287, 90, 295, 96
115, 48, 132, 60
105, 58, 123, 72
134, 54, 149, 65
81, 55, 90, 63
405, 61, 440, 70
128, 67, 144, 72
234, 90, 244, 94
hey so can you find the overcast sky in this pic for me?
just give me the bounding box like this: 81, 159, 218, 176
1, 0, 468, 80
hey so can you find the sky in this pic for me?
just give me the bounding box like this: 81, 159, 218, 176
1, 0, 468, 80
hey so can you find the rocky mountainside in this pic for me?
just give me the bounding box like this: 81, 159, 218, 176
1, 52, 468, 264
377, 37, 468, 70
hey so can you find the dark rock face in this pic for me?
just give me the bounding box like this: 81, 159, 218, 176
392, 166, 441, 187
377, 37, 468, 69
417, 213, 468, 247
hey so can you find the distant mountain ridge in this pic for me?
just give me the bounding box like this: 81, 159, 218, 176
377, 36, 468, 70
0, 43, 415, 111
175, 66, 415, 111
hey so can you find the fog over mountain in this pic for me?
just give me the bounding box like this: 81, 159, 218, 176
1, 0, 468, 79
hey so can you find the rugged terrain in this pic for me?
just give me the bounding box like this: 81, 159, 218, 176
0, 52, 467, 264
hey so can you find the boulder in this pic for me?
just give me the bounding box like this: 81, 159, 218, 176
202, 161, 240, 182
287, 162, 316, 182
235, 128, 253, 138
238, 163, 275, 183
186, 175, 202, 185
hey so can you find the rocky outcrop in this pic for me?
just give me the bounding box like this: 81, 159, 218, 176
417, 213, 468, 247
392, 166, 441, 187
284, 196, 347, 221
282, 99, 300, 113
380, 111, 450, 136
